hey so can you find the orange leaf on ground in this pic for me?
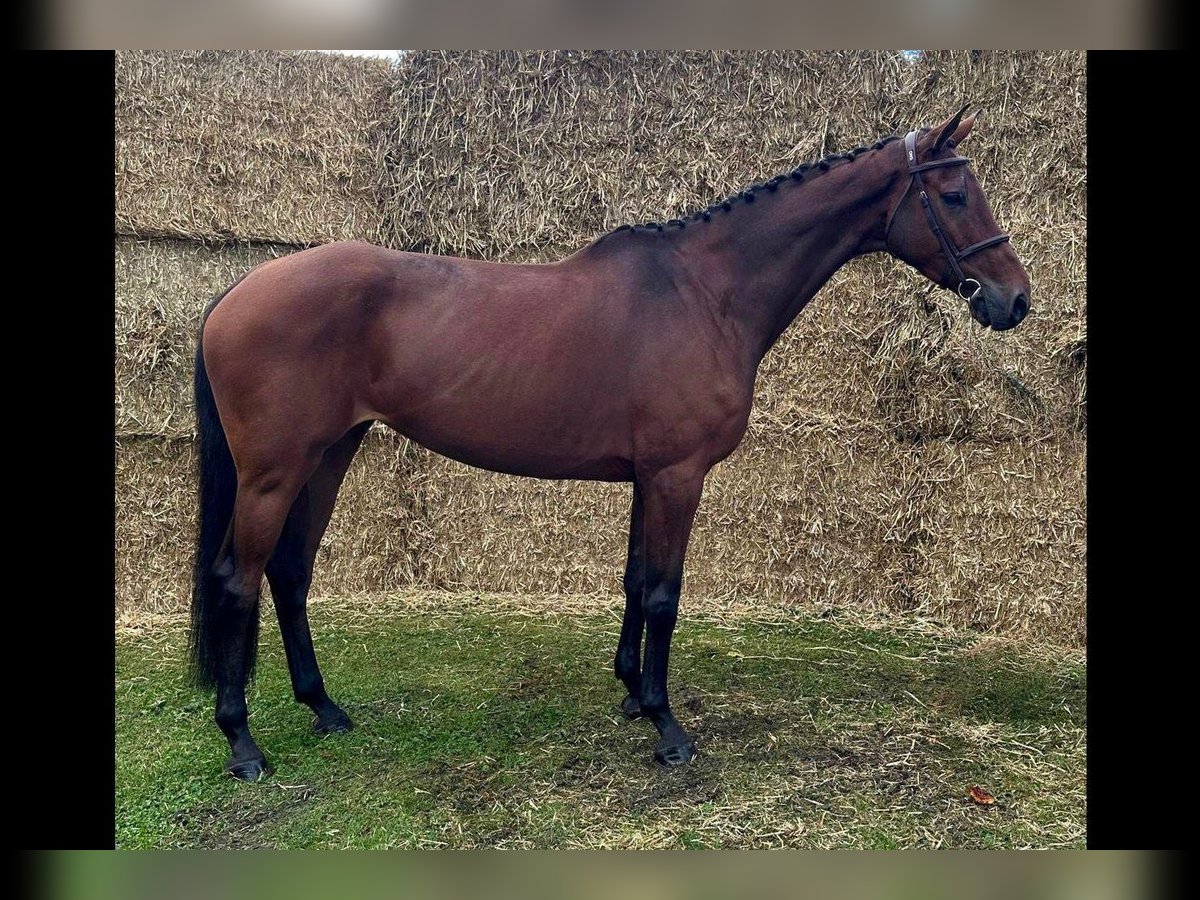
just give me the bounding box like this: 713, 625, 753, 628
969, 786, 996, 805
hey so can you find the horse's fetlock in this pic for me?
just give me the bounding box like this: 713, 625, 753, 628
293, 678, 327, 706
614, 648, 639, 679
215, 705, 247, 732
638, 689, 668, 716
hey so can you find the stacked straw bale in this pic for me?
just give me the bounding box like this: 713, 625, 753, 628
116, 238, 287, 437
412, 459, 630, 595
115, 51, 1085, 645
116, 427, 426, 618
116, 50, 391, 246
686, 428, 924, 611
116, 437, 197, 619
380, 51, 906, 262
906, 437, 1087, 644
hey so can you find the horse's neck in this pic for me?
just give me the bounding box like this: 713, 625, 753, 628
700, 149, 902, 363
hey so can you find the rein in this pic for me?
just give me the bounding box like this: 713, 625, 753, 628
884, 130, 1010, 301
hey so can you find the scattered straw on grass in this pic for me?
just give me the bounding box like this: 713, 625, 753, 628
117, 604, 1086, 848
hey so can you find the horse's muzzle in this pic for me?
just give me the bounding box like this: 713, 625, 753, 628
970, 287, 1030, 332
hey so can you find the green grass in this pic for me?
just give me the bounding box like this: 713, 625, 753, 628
117, 600, 1085, 848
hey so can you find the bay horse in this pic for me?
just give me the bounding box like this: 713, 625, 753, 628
190, 106, 1030, 780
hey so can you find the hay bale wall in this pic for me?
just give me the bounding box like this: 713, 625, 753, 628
116, 50, 391, 246
906, 438, 1087, 644
116, 437, 196, 621
116, 428, 426, 622
116, 238, 288, 437
115, 51, 1085, 646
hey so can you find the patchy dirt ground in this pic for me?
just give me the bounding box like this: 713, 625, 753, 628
116, 597, 1085, 848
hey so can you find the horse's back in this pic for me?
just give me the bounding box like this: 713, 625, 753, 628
201, 241, 649, 479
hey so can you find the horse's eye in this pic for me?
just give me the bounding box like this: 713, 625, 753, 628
942, 191, 967, 207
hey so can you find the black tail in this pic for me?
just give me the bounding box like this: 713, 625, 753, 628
189, 286, 257, 688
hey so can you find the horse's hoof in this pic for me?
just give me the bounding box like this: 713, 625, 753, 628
314, 710, 354, 735
226, 756, 272, 782
654, 739, 697, 768
620, 695, 644, 720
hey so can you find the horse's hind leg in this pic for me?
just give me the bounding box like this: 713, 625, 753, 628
265, 422, 370, 734
614, 484, 646, 719
214, 452, 322, 781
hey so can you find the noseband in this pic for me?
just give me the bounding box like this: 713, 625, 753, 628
884, 130, 1010, 301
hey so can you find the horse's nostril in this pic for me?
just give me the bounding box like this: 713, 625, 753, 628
1013, 292, 1029, 321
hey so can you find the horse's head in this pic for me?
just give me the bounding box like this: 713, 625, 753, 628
884, 106, 1032, 331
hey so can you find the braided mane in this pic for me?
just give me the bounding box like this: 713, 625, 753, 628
596, 133, 904, 241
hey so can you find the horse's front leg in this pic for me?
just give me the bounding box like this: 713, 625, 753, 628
636, 462, 706, 766
615, 483, 646, 719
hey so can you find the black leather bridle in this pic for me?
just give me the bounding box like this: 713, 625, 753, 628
883, 129, 1011, 302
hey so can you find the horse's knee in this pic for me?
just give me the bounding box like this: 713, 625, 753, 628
643, 584, 679, 623
623, 567, 643, 603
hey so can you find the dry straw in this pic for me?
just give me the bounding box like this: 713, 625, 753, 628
116, 238, 288, 437
907, 437, 1086, 645
379, 51, 1085, 440
114, 51, 1085, 645
116, 428, 426, 618
116, 50, 392, 246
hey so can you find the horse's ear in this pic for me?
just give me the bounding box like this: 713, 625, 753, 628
948, 109, 981, 147
930, 104, 971, 152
